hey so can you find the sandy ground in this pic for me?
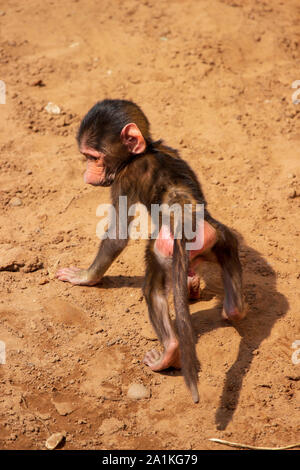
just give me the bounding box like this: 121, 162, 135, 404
0, 0, 299, 451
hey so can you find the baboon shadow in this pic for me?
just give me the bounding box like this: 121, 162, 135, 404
96, 275, 144, 289
93, 234, 288, 430
190, 231, 289, 430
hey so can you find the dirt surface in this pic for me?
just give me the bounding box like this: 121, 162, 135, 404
0, 0, 300, 451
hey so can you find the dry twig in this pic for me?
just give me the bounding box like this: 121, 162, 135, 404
209, 438, 300, 450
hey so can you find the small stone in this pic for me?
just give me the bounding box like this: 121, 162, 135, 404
39, 278, 49, 285
0, 11, 6, 16
45, 102, 61, 114
45, 432, 66, 450
9, 197, 22, 207
49, 355, 60, 363
52, 400, 75, 416
30, 79, 45, 87
127, 383, 150, 400
107, 337, 121, 346
288, 189, 299, 199
0, 245, 24, 271
98, 384, 122, 401
36, 413, 51, 420
23, 256, 43, 273
29, 321, 37, 330
98, 418, 124, 435
154, 405, 164, 412
95, 328, 104, 334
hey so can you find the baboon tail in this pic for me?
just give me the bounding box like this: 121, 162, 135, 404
173, 236, 200, 403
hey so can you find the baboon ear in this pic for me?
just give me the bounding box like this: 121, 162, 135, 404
120, 123, 146, 154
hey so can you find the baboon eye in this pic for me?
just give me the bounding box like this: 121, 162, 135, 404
86, 155, 98, 161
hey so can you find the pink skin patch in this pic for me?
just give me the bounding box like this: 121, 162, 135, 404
84, 160, 106, 185
155, 221, 217, 300
155, 225, 174, 257
80, 145, 107, 186
155, 220, 217, 262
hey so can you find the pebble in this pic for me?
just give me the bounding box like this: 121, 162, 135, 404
52, 400, 75, 416
36, 413, 51, 420
287, 189, 299, 199
45, 102, 61, 114
154, 405, 164, 412
30, 79, 45, 87
45, 432, 66, 450
127, 383, 150, 400
107, 338, 120, 346
0, 245, 24, 271
95, 328, 104, 334
9, 197, 22, 207
98, 418, 124, 435
98, 384, 122, 401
